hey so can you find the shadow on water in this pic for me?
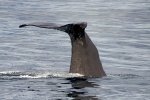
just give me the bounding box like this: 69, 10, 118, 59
64, 78, 100, 100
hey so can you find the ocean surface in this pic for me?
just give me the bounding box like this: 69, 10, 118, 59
0, 0, 150, 100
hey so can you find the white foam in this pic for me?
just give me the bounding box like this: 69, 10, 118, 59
0, 71, 84, 79
0, 71, 20, 74
20, 72, 84, 79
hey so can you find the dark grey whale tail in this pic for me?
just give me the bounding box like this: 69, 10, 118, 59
19, 22, 106, 77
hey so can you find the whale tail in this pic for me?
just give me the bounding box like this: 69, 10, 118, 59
19, 22, 87, 33
19, 22, 106, 78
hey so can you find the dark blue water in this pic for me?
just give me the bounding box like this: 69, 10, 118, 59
0, 0, 150, 100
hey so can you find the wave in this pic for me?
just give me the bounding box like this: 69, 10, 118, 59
0, 71, 84, 80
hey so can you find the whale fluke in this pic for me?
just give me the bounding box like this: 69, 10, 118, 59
19, 22, 106, 77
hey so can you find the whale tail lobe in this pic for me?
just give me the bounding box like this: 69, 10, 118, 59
19, 22, 87, 33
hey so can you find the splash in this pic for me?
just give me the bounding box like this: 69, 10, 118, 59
0, 71, 84, 79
